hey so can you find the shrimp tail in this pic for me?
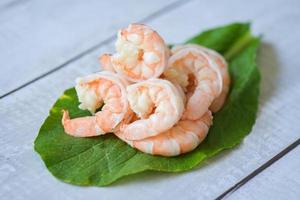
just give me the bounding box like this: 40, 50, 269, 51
100, 54, 115, 72
61, 110, 104, 137
62, 109, 70, 125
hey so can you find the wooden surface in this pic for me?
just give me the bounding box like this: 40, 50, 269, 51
0, 0, 299, 199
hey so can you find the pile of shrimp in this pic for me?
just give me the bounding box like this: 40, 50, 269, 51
62, 24, 230, 157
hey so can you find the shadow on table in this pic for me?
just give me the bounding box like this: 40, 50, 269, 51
257, 42, 280, 110
112, 170, 177, 187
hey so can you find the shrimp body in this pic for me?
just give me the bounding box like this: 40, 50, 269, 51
103, 24, 169, 82
164, 45, 223, 120
121, 78, 184, 140
116, 111, 212, 156
62, 71, 132, 137
172, 44, 230, 112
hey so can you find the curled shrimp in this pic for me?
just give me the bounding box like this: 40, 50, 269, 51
172, 44, 230, 112
116, 111, 212, 156
120, 78, 184, 140
62, 71, 132, 137
101, 24, 169, 82
164, 45, 224, 120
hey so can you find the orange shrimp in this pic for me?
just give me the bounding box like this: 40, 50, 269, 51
116, 111, 212, 156
172, 44, 230, 112
120, 78, 184, 140
101, 24, 169, 82
99, 54, 115, 72
164, 45, 224, 120
62, 71, 132, 137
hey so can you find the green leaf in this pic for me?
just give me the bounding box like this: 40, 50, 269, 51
34, 23, 261, 186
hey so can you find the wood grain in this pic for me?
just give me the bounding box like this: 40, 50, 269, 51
0, 0, 300, 199
229, 146, 300, 200
0, 0, 179, 96
216, 139, 300, 199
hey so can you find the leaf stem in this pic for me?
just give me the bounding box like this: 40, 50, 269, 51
224, 31, 253, 60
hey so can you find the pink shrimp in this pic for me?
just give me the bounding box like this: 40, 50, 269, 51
172, 44, 230, 112
101, 24, 169, 82
120, 78, 184, 140
116, 111, 212, 156
62, 71, 132, 137
164, 45, 224, 120
99, 54, 115, 72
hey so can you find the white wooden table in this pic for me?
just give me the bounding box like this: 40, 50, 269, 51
0, 0, 299, 199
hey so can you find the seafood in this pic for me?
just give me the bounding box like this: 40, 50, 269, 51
164, 45, 224, 120
62, 71, 132, 137
116, 111, 213, 156
120, 78, 184, 140
61, 23, 231, 157
172, 44, 230, 112
99, 54, 115, 72
103, 24, 169, 82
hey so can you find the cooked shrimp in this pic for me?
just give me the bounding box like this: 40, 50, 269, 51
164, 45, 223, 120
172, 44, 230, 112
99, 54, 115, 72
103, 24, 169, 82
120, 78, 184, 140
62, 71, 132, 137
116, 111, 212, 156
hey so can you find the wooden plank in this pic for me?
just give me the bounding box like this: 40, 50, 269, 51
216, 139, 300, 199
228, 146, 300, 200
0, 0, 180, 96
1, 0, 300, 199
0, 0, 28, 10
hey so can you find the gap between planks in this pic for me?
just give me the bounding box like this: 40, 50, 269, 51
215, 138, 300, 200
0, 0, 191, 99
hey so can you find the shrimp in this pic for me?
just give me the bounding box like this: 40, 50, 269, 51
99, 54, 115, 72
172, 44, 230, 112
61, 71, 132, 137
120, 78, 184, 140
164, 45, 224, 120
116, 111, 212, 156
103, 24, 169, 82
